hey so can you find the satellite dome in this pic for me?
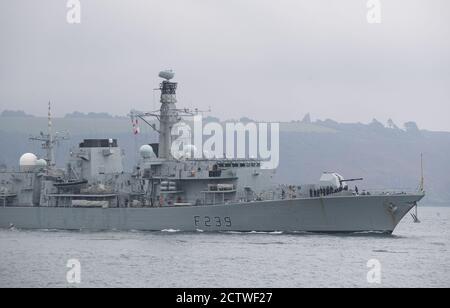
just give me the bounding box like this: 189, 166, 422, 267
19, 153, 38, 172
35, 159, 48, 169
139, 144, 156, 159
158, 70, 175, 81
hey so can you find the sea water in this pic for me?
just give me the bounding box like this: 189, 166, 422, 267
0, 206, 448, 288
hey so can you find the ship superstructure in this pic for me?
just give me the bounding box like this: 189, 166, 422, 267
0, 71, 424, 233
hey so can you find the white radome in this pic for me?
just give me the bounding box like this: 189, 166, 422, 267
35, 159, 48, 169
139, 145, 156, 159
19, 153, 38, 172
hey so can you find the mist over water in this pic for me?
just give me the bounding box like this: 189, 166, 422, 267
0, 206, 449, 288
1, 1, 450, 130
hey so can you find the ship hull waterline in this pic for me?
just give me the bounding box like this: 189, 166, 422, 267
0, 194, 424, 234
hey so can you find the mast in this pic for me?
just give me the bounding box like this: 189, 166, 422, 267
158, 70, 179, 159
29, 101, 68, 168
129, 70, 208, 159
412, 153, 424, 223
420, 153, 424, 192
47, 101, 54, 166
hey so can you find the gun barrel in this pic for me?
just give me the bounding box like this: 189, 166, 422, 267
340, 178, 364, 182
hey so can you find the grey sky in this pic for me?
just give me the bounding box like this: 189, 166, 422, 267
1, 0, 449, 130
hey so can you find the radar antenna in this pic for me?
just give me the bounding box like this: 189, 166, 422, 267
129, 70, 210, 159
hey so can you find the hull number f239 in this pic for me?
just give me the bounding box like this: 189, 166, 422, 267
194, 216, 232, 228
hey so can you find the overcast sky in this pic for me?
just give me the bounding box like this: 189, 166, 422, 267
1, 0, 449, 130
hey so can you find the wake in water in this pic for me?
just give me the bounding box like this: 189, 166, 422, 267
221, 231, 284, 235
160, 229, 181, 233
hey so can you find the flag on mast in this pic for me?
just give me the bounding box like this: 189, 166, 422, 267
131, 117, 140, 135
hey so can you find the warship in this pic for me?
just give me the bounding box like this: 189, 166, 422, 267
0, 71, 424, 233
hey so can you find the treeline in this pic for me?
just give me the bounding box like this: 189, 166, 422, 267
0, 110, 127, 119
64, 111, 127, 119
0, 110, 34, 117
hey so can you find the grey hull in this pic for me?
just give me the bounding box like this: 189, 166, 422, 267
0, 194, 423, 233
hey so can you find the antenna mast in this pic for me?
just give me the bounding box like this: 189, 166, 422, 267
420, 153, 424, 192
47, 101, 54, 166
411, 153, 424, 223
29, 101, 69, 167
129, 70, 209, 159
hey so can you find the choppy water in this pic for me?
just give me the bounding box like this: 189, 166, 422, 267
0, 207, 449, 288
